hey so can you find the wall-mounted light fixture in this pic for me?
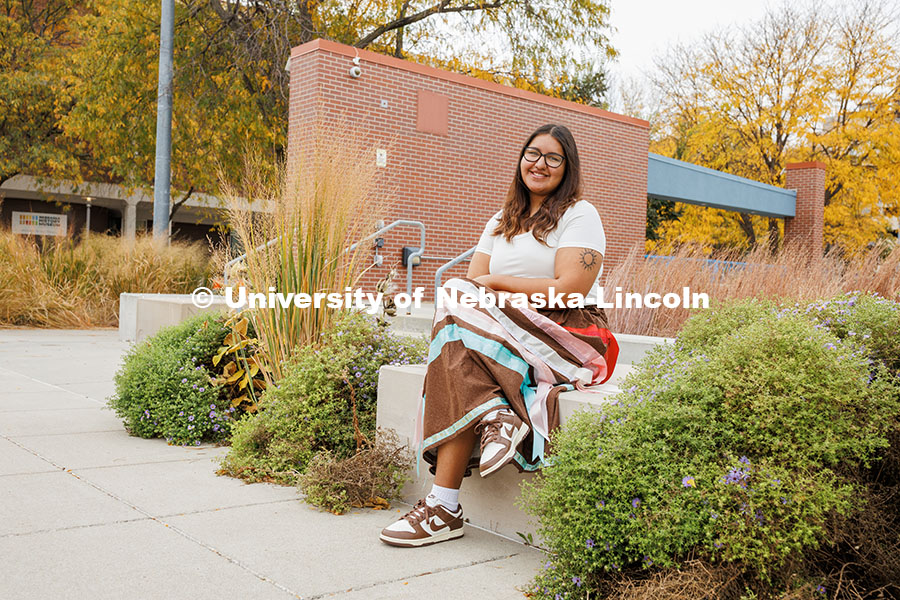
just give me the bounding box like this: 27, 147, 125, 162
402, 246, 421, 267
374, 237, 385, 266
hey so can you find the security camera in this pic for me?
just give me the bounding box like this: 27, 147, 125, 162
349, 65, 362, 78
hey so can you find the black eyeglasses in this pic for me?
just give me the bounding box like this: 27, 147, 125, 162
522, 147, 566, 168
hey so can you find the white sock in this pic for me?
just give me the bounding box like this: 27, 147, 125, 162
427, 484, 460, 512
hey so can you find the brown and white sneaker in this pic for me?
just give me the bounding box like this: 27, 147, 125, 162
475, 408, 530, 477
379, 496, 464, 547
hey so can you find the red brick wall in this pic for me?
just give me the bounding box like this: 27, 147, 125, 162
287, 39, 650, 298
783, 162, 826, 255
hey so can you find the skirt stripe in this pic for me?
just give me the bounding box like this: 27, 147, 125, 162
417, 278, 614, 475
421, 396, 510, 450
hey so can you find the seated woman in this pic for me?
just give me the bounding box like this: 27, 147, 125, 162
380, 123, 614, 548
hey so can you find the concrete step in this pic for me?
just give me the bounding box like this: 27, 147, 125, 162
375, 359, 652, 543
382, 305, 436, 335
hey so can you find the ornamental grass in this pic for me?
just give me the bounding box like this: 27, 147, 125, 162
605, 241, 900, 338
218, 125, 384, 380
0, 229, 209, 328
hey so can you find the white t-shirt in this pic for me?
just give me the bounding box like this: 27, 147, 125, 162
475, 200, 607, 304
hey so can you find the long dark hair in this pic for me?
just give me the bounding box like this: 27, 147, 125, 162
493, 124, 583, 244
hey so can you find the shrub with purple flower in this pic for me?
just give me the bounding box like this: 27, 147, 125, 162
221, 311, 428, 484
109, 312, 230, 445
523, 295, 900, 600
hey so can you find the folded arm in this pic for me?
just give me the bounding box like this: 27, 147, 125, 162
466, 247, 603, 300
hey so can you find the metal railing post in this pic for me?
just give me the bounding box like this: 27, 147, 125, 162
434, 247, 475, 298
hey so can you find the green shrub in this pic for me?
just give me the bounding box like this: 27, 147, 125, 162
219, 311, 427, 484
109, 312, 233, 445
522, 297, 900, 599
803, 291, 900, 376
674, 297, 776, 350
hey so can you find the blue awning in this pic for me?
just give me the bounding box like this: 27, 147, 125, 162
648, 153, 796, 218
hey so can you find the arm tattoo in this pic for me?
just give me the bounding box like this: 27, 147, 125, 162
579, 249, 599, 271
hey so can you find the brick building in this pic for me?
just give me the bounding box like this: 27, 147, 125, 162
286, 39, 826, 298
287, 40, 649, 297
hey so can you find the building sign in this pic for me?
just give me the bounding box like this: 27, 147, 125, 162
12, 211, 67, 236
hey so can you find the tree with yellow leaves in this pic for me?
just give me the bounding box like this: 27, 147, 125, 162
0, 1, 80, 188
649, 0, 900, 255
197, 0, 617, 117
59, 0, 278, 209
2, 0, 616, 221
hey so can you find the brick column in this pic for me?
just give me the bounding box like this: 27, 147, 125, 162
783, 162, 825, 255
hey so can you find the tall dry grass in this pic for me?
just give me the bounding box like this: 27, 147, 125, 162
0, 231, 211, 328
605, 241, 900, 337
219, 127, 382, 379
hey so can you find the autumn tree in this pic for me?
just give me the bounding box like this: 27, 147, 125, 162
194, 0, 617, 125
3, 0, 616, 222
59, 0, 279, 214
0, 1, 80, 189
649, 0, 900, 254
811, 0, 900, 250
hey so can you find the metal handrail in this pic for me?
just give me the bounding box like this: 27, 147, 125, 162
347, 220, 426, 301
223, 220, 427, 302
434, 246, 475, 297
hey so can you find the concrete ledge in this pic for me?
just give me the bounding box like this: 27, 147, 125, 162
613, 332, 675, 365
118, 293, 227, 343
376, 362, 641, 542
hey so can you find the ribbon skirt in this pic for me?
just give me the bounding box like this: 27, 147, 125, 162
417, 278, 616, 475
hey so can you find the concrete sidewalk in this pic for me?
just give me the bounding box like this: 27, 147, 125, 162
0, 329, 541, 600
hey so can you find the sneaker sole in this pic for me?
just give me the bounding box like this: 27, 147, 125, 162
479, 423, 530, 478
379, 527, 464, 548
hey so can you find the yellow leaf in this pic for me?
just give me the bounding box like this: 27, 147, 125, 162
234, 318, 249, 337
212, 347, 227, 366
227, 339, 253, 353
225, 368, 244, 384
